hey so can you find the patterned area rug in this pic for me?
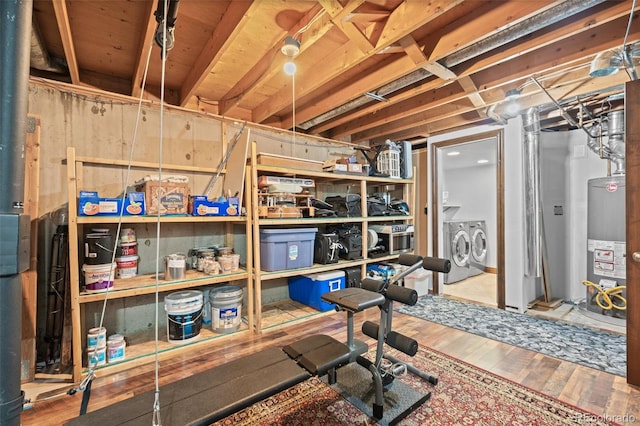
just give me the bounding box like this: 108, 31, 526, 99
397, 295, 626, 376
213, 347, 617, 425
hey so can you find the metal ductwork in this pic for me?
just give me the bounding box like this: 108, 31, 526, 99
587, 109, 626, 175
30, 16, 67, 74
299, 0, 606, 132
522, 107, 545, 279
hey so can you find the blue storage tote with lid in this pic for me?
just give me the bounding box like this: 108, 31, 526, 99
259, 228, 317, 271
288, 270, 345, 311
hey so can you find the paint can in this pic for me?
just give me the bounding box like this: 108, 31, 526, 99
119, 241, 137, 256
87, 327, 107, 349
84, 233, 114, 265
164, 253, 186, 280
164, 290, 203, 343
83, 263, 116, 292
107, 334, 126, 363
115, 255, 138, 279
210, 285, 243, 333
87, 347, 106, 367
119, 228, 136, 244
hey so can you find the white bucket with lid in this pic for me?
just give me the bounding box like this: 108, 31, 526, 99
83, 263, 116, 292
210, 285, 243, 333
164, 290, 203, 343
107, 334, 126, 363
116, 255, 138, 279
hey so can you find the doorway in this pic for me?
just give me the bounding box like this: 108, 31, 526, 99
431, 130, 505, 309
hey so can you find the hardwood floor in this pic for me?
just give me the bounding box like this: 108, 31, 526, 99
21, 308, 640, 425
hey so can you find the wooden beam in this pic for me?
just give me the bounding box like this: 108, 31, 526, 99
131, 1, 157, 98
458, 76, 486, 108
397, 35, 457, 81
52, 0, 80, 84
219, 3, 328, 115
253, 0, 461, 123
320, 0, 373, 53
179, 1, 254, 107
319, 8, 638, 139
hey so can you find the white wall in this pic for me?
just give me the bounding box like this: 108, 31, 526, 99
428, 117, 527, 311
443, 163, 497, 268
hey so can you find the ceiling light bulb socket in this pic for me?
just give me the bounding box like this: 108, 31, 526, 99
281, 36, 300, 57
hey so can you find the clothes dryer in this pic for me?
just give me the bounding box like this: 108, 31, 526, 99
443, 221, 470, 284
468, 220, 487, 276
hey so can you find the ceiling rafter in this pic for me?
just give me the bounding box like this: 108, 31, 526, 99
253, 0, 462, 123
131, 1, 157, 98
219, 3, 328, 116
178, 0, 254, 107
397, 35, 456, 81
52, 0, 80, 84
320, 0, 374, 53
318, 3, 636, 139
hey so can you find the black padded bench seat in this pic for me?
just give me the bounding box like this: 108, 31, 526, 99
321, 287, 386, 312
65, 335, 350, 426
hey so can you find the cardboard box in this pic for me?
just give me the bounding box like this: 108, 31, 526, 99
78, 191, 145, 216
136, 181, 189, 215
347, 163, 364, 174
189, 195, 240, 216
257, 153, 324, 172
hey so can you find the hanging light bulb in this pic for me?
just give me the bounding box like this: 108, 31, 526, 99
284, 61, 297, 75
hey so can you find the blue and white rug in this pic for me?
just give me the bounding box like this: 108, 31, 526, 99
397, 295, 626, 377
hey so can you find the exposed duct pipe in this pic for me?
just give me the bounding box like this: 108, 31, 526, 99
30, 17, 67, 74
0, 1, 33, 425
522, 107, 544, 279
299, 0, 606, 131
587, 109, 626, 174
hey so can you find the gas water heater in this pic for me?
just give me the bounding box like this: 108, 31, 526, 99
586, 175, 626, 320
585, 109, 626, 320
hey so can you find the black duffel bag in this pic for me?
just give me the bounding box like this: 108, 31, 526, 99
328, 224, 363, 260
325, 194, 361, 217
314, 232, 341, 264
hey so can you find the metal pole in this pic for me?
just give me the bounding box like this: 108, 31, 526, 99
0, 1, 33, 425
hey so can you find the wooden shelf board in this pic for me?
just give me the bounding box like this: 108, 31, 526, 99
83, 323, 250, 375
256, 164, 412, 185
76, 215, 246, 224
79, 269, 249, 303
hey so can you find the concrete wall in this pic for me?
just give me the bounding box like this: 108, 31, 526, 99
27, 80, 357, 344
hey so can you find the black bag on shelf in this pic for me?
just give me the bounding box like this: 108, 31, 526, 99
367, 195, 391, 216
325, 194, 361, 217
328, 224, 363, 260
343, 266, 362, 288
314, 232, 341, 264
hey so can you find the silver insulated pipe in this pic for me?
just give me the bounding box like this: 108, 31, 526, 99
522, 108, 544, 278
587, 109, 625, 175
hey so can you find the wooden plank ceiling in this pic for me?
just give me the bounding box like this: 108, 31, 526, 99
30, 0, 640, 144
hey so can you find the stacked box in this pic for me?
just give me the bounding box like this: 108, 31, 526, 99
189, 196, 240, 216
288, 271, 345, 311
78, 191, 145, 216
136, 181, 189, 215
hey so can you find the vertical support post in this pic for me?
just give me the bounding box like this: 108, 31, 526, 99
0, 1, 34, 424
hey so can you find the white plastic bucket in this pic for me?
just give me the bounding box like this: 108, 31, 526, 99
164, 290, 204, 343
116, 255, 138, 279
83, 263, 116, 292
87, 327, 107, 349
210, 285, 243, 333
107, 334, 126, 363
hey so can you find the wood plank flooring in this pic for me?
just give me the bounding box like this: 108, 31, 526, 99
21, 307, 640, 425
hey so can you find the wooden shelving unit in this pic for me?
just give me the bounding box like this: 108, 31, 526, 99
65, 147, 253, 382
248, 142, 415, 332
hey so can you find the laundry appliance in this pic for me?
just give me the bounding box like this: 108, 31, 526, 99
443, 220, 470, 284
468, 220, 488, 276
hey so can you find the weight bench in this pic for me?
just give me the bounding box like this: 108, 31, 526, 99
64, 291, 386, 425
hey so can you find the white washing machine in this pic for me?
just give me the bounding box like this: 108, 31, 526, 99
443, 221, 470, 284
468, 220, 488, 276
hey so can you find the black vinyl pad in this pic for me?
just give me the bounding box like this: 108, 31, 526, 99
65, 347, 310, 426
283, 334, 350, 376
321, 287, 385, 312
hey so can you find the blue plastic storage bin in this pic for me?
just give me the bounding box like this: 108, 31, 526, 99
288, 270, 345, 311
259, 228, 317, 271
